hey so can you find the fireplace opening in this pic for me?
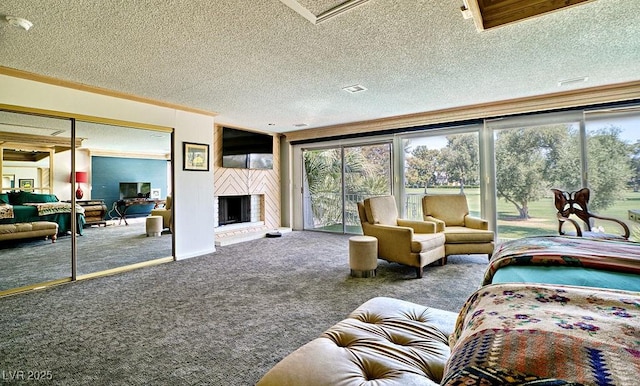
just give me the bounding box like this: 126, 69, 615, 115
218, 195, 251, 226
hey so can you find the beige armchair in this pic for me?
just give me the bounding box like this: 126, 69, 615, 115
150, 195, 172, 231
422, 194, 494, 260
357, 195, 445, 278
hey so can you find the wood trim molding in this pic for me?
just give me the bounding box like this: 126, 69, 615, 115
89, 149, 170, 160
0, 66, 218, 118
0, 103, 173, 133
0, 130, 82, 148
284, 80, 640, 143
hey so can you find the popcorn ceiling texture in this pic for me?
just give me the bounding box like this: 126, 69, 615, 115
0, 0, 638, 132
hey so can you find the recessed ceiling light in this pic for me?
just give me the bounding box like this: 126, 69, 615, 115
5, 16, 33, 31
558, 76, 588, 87
342, 84, 367, 93
293, 123, 308, 127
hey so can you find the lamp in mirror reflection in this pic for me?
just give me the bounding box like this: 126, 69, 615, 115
74, 171, 88, 199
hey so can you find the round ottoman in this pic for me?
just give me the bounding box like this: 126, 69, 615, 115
146, 215, 163, 237
349, 235, 378, 278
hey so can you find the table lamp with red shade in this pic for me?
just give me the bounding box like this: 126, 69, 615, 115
74, 171, 88, 199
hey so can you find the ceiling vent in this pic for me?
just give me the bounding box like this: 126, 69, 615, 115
558, 76, 588, 87
342, 84, 367, 94
280, 0, 370, 25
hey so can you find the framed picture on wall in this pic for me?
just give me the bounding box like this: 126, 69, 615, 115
183, 142, 209, 171
150, 188, 161, 199
19, 179, 34, 190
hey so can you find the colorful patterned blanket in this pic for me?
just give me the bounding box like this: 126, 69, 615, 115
23, 202, 84, 217
443, 283, 640, 386
0, 204, 14, 220
483, 236, 640, 286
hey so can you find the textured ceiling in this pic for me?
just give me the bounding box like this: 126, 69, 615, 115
0, 0, 639, 134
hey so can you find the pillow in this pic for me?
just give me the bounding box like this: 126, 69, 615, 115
0, 193, 9, 204
26, 193, 59, 203
10, 191, 59, 204
8, 191, 29, 205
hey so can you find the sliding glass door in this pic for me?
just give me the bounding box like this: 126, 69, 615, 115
302, 142, 392, 234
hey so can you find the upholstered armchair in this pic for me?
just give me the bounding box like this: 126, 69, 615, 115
357, 195, 445, 278
552, 188, 629, 240
150, 195, 172, 231
422, 194, 494, 260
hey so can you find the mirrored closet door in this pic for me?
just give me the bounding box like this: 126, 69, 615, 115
0, 108, 174, 295
75, 121, 173, 276
0, 110, 73, 292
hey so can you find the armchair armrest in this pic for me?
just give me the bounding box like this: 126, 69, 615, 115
362, 223, 415, 260
464, 215, 488, 230
397, 218, 437, 233
423, 216, 445, 232
590, 213, 630, 239
363, 223, 414, 244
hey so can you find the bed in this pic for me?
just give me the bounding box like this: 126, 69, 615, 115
0, 191, 86, 236
443, 282, 640, 385
483, 235, 640, 291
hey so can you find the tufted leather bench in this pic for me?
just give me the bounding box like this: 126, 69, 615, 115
0, 222, 58, 243
257, 296, 457, 386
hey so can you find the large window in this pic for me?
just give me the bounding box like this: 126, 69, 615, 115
584, 108, 640, 238
292, 103, 640, 242
401, 130, 481, 220
490, 115, 582, 239
489, 108, 640, 241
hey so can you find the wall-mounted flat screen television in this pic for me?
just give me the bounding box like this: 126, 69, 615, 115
119, 182, 151, 199
222, 127, 273, 169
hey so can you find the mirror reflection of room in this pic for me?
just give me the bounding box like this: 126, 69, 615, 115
0, 110, 174, 294
75, 121, 173, 276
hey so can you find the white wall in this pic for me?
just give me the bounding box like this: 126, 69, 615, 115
0, 74, 216, 259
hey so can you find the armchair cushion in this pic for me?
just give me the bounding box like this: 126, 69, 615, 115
422, 194, 468, 226
444, 226, 494, 243
412, 233, 446, 253
364, 196, 398, 225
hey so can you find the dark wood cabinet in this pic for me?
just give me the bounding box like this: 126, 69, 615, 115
76, 199, 107, 226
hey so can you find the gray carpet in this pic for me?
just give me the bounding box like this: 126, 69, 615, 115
0, 231, 488, 385
0, 218, 172, 291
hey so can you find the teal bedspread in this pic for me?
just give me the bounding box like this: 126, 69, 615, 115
492, 265, 640, 291
485, 235, 640, 291
0, 205, 85, 235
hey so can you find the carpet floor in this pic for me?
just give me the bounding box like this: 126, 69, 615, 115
0, 230, 488, 385
0, 218, 172, 291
